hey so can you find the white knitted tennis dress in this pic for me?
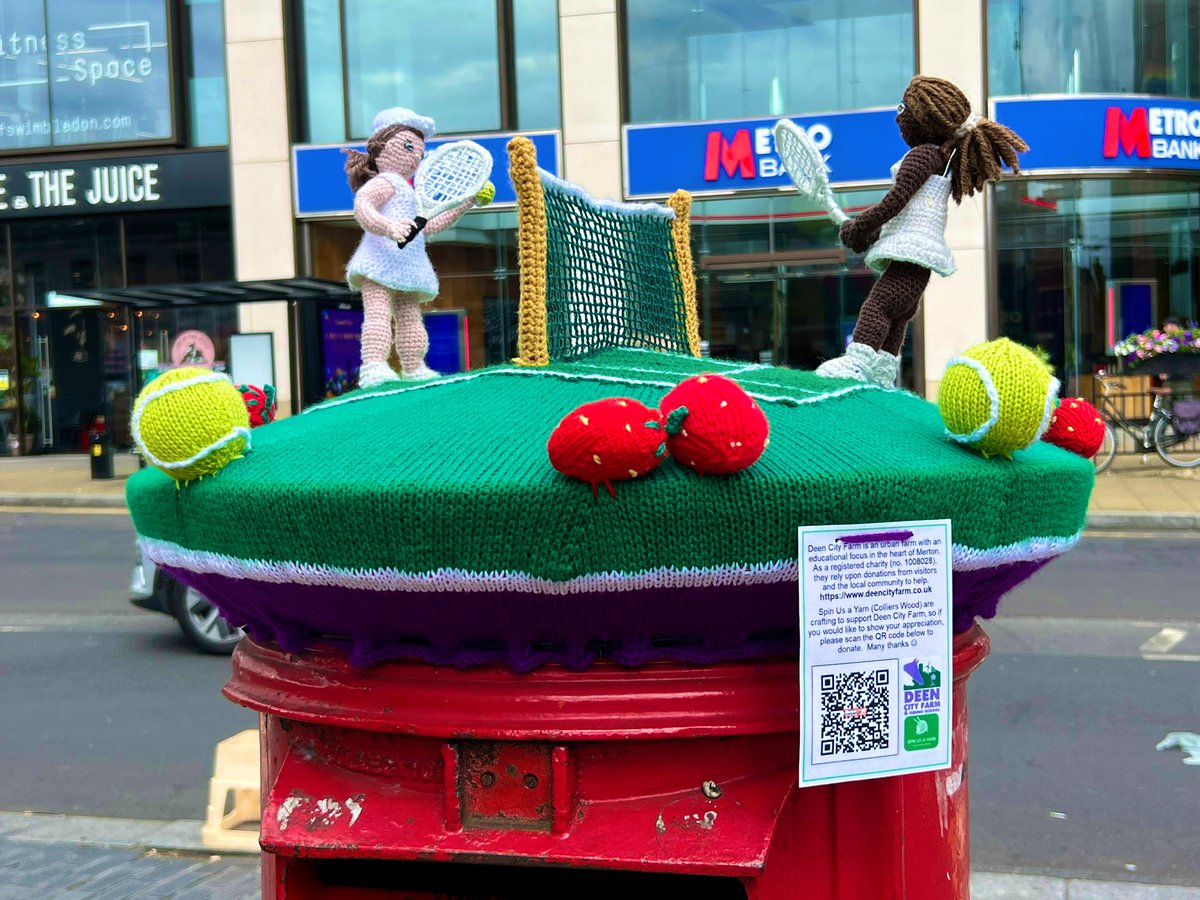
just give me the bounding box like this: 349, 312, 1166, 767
865, 152, 955, 278
347, 173, 439, 301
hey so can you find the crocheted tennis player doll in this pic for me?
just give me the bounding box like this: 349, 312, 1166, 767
345, 107, 495, 386
818, 76, 1028, 387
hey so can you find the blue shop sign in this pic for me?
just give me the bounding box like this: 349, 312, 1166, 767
293, 131, 560, 217
623, 109, 908, 199
991, 96, 1200, 174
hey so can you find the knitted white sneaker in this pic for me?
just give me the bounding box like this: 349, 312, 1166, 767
400, 364, 440, 381
873, 350, 900, 388
359, 361, 401, 387
814, 342, 879, 382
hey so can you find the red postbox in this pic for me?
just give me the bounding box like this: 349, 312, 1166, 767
224, 624, 989, 899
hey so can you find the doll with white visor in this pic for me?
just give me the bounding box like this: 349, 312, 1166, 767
345, 107, 494, 385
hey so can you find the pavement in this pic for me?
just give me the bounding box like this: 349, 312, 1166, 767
2, 811, 1200, 898
2, 452, 1197, 896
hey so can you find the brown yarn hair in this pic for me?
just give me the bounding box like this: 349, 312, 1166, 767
903, 75, 1029, 203
344, 123, 408, 192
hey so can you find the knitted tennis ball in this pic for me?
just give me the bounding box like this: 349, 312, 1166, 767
548, 397, 666, 497
1043, 397, 1106, 459
133, 367, 251, 482
938, 338, 1058, 459
660, 374, 770, 475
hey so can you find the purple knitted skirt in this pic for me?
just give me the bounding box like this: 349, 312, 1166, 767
162, 557, 1051, 672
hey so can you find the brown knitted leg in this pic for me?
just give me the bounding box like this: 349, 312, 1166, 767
882, 289, 925, 356
852, 261, 931, 352
392, 293, 429, 375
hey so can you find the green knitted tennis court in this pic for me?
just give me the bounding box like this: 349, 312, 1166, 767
127, 348, 1093, 581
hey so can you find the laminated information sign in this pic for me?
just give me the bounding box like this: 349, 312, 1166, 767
798, 520, 953, 786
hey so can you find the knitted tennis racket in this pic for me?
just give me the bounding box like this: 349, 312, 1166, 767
396, 140, 493, 249
773, 119, 848, 225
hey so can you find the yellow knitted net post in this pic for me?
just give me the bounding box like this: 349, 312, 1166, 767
508, 136, 550, 366
667, 189, 701, 357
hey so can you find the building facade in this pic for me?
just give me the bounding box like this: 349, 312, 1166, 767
6, 1, 1198, 452
271, 0, 1200, 406
0, 0, 234, 454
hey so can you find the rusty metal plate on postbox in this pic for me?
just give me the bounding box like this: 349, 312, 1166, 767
457, 741, 553, 831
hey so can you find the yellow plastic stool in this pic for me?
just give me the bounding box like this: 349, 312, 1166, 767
201, 729, 261, 852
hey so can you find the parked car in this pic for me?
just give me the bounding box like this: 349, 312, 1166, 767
130, 547, 244, 654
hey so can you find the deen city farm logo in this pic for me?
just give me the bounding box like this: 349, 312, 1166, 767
902, 659, 941, 752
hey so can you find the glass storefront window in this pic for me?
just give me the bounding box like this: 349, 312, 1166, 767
344, 0, 502, 136
0, 0, 226, 151
15, 311, 53, 451
690, 190, 914, 384
995, 177, 1200, 394
989, 1, 1200, 98
186, 0, 229, 146
294, 0, 562, 141
298, 0, 347, 144
10, 217, 123, 304
0, 209, 234, 451
44, 0, 173, 146
623, 0, 915, 125
514, 0, 561, 131
0, 1, 52, 151
123, 209, 233, 285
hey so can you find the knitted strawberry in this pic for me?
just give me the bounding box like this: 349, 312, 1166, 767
1042, 397, 1105, 459
548, 398, 667, 496
237, 384, 277, 428
660, 374, 769, 475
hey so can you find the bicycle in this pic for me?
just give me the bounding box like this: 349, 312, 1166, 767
1092, 373, 1200, 472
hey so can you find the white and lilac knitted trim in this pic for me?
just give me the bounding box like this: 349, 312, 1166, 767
139, 532, 1080, 595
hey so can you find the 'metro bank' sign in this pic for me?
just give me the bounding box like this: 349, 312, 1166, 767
624, 97, 1200, 201
993, 96, 1200, 174
1102, 105, 1200, 161
624, 109, 907, 198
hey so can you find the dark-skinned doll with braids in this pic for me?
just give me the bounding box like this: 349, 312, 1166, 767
816, 76, 1028, 387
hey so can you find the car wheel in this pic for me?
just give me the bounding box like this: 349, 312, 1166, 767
170, 581, 244, 654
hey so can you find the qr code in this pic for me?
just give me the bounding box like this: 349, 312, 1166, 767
816, 663, 897, 759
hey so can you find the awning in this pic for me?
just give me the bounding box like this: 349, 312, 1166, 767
46, 277, 356, 310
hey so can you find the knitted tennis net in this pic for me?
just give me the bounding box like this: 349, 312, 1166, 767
508, 136, 700, 365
